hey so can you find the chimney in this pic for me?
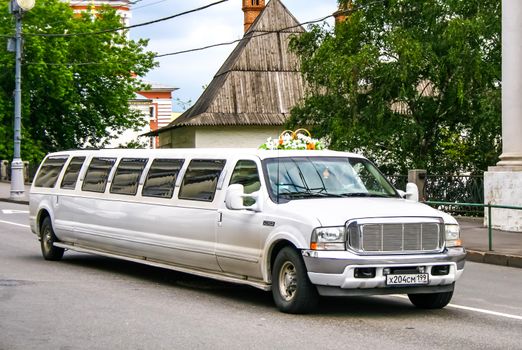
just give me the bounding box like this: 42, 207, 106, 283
334, 0, 352, 24
242, 0, 266, 33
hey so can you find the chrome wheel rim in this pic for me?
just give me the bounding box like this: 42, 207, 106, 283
42, 227, 53, 252
278, 261, 297, 301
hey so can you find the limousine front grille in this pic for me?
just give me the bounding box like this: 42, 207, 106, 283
346, 219, 443, 254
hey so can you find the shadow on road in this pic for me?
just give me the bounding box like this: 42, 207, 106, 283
32, 251, 451, 317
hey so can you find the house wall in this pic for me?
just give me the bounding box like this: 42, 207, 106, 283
159, 126, 282, 149
105, 101, 151, 148
138, 91, 174, 130
105, 90, 174, 149
195, 126, 281, 148
69, 1, 131, 26
160, 128, 196, 148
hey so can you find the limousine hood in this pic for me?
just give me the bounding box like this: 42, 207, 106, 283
278, 197, 456, 227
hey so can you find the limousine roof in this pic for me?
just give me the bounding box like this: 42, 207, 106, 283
46, 148, 365, 160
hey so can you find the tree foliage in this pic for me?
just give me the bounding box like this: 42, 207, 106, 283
0, 0, 157, 164
289, 0, 500, 174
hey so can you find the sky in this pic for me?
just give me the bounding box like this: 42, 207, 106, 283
129, 0, 338, 112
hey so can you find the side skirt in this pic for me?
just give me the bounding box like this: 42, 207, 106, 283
53, 242, 271, 291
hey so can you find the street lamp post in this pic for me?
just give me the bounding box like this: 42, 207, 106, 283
8, 0, 35, 201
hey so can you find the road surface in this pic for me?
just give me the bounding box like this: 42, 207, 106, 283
1, 201, 521, 349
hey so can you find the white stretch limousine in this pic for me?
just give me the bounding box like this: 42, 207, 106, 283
29, 148, 466, 313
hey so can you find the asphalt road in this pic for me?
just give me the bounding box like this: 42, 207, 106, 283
1, 201, 521, 350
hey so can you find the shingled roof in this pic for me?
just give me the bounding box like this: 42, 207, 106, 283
153, 0, 305, 135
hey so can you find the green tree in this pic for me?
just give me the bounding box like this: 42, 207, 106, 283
289, 0, 501, 174
0, 0, 157, 164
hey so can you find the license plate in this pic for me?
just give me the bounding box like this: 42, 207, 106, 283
386, 273, 429, 286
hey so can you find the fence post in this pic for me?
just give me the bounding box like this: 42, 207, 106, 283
488, 203, 493, 251
408, 169, 427, 201
0, 160, 8, 181
23, 161, 29, 184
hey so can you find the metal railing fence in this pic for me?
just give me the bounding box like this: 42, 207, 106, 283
425, 175, 484, 216
424, 201, 522, 251
387, 175, 408, 191
1, 162, 38, 183
388, 173, 485, 217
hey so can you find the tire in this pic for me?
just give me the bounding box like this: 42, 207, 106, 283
40, 216, 64, 261
408, 291, 453, 309
271, 247, 318, 314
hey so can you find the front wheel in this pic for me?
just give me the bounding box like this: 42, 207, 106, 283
272, 247, 318, 314
408, 291, 453, 309
40, 217, 64, 261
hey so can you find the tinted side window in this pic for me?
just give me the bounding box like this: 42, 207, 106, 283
110, 158, 148, 196
142, 159, 184, 198
34, 157, 68, 188
229, 160, 261, 206
179, 159, 226, 202
230, 160, 261, 193
60, 157, 86, 190
82, 157, 116, 193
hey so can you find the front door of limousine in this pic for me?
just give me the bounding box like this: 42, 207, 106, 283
216, 160, 266, 279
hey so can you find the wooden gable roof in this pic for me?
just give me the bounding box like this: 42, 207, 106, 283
155, 0, 305, 134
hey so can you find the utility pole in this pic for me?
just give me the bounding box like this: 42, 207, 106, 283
8, 0, 35, 201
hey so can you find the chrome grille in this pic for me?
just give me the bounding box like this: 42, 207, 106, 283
347, 220, 443, 253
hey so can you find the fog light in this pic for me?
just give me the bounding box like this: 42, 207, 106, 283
432, 265, 450, 276
354, 268, 376, 279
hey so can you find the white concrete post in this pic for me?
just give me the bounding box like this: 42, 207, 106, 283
484, 0, 522, 231
498, 0, 522, 167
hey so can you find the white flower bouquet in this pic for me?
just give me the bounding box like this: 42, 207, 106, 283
259, 129, 325, 150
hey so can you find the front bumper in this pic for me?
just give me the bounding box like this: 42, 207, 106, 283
302, 247, 466, 296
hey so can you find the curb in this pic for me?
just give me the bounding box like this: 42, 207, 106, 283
0, 198, 29, 205
466, 249, 522, 269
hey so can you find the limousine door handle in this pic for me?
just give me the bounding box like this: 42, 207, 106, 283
217, 211, 223, 227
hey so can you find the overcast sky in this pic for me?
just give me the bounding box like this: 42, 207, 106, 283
129, 0, 338, 112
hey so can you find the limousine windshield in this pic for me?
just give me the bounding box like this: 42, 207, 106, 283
263, 156, 398, 201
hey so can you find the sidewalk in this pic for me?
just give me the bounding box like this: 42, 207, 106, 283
0, 181, 30, 204
1, 181, 521, 268
458, 217, 522, 268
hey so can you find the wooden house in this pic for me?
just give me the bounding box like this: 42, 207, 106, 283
151, 0, 307, 148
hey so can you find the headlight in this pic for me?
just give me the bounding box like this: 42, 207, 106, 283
445, 224, 462, 247
311, 226, 346, 250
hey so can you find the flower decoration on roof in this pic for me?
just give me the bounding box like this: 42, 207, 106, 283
259, 129, 326, 150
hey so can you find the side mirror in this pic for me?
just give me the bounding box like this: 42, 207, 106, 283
405, 183, 419, 202
225, 184, 263, 212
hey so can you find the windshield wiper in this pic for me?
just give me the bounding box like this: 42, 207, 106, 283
278, 191, 343, 199
338, 193, 393, 198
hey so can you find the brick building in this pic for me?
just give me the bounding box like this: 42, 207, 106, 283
68, 0, 131, 26
66, 1, 176, 148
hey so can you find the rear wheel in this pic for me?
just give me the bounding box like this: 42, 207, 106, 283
272, 247, 318, 314
40, 217, 64, 261
408, 291, 453, 309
